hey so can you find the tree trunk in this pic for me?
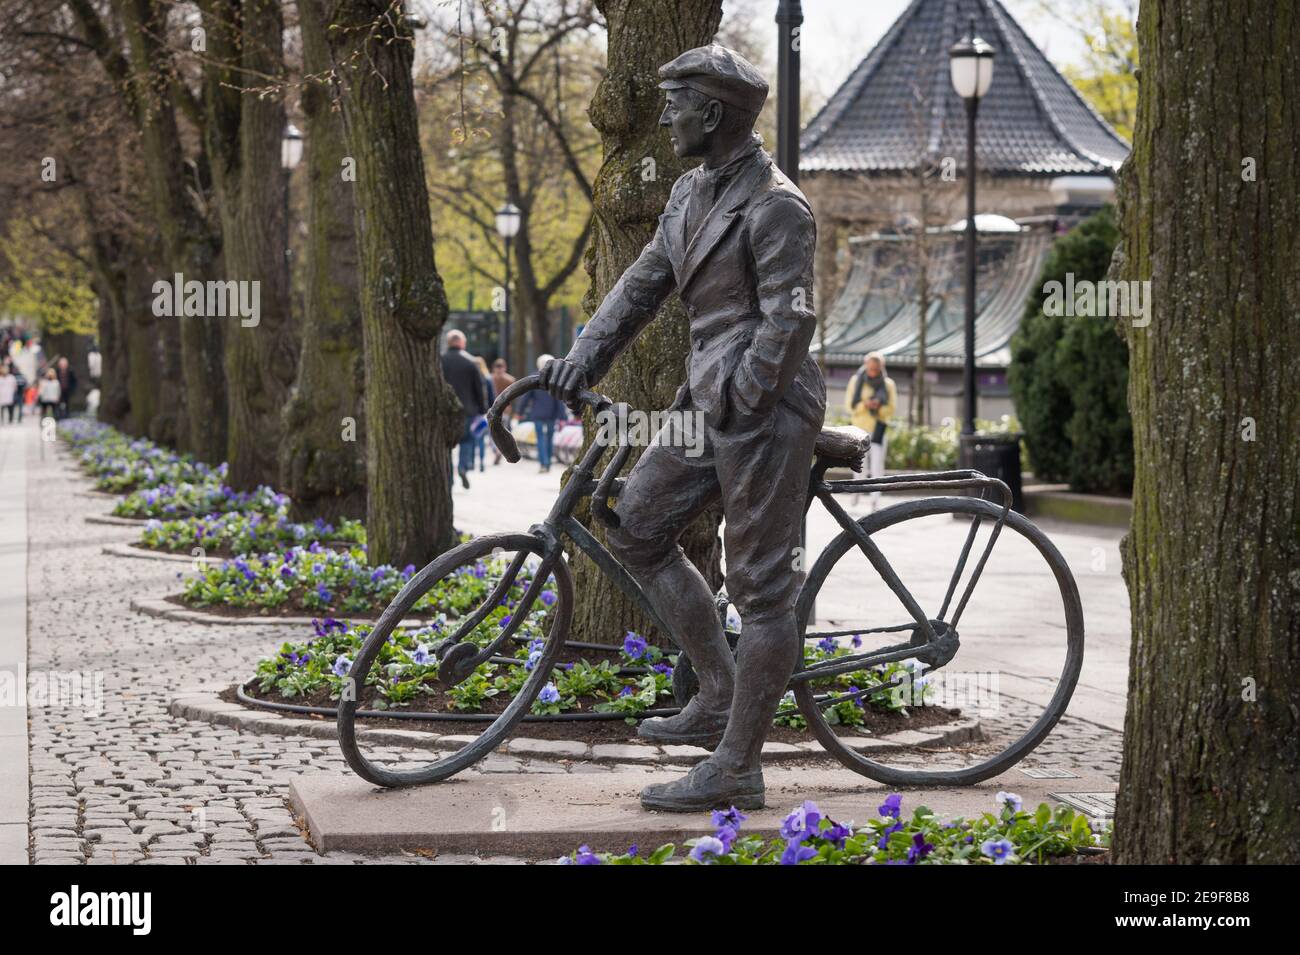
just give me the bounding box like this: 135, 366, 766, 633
328, 0, 462, 567
93, 285, 132, 429
150, 299, 184, 446
117, 0, 227, 461
1113, 0, 1300, 863
279, 0, 366, 522
81, 195, 134, 431
568, 0, 725, 646
202, 0, 298, 489
124, 256, 163, 439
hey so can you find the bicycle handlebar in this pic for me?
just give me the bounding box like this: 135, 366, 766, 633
487, 373, 610, 463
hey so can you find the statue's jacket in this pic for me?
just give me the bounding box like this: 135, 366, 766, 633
570, 145, 827, 433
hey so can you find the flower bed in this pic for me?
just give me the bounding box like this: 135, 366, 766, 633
60, 420, 223, 493
139, 511, 365, 558
180, 545, 426, 616
115, 482, 289, 519
562, 792, 1107, 865
250, 619, 678, 718
243, 601, 948, 735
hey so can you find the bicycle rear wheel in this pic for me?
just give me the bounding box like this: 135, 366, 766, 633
792, 496, 1084, 786
337, 532, 572, 787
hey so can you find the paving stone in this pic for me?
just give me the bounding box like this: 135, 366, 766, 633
590, 744, 660, 763
505, 738, 589, 759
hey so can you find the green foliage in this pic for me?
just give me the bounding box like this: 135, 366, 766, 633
0, 218, 97, 335
61, 420, 222, 493
117, 483, 288, 519
563, 791, 1107, 865
139, 510, 365, 557
884, 415, 1024, 472
1009, 207, 1133, 494
1054, 3, 1138, 142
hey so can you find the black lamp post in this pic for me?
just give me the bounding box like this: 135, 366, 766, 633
775, 0, 803, 182
495, 202, 521, 368
949, 18, 995, 436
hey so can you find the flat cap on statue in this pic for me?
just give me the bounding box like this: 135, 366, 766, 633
658, 44, 769, 115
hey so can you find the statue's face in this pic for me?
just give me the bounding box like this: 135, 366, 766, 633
659, 88, 720, 159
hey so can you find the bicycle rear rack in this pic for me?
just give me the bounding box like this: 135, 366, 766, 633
824, 468, 1014, 516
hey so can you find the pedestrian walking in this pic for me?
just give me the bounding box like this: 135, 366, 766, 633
38, 368, 61, 420
440, 329, 488, 489
490, 358, 515, 466
472, 355, 495, 472
516, 354, 567, 473
0, 363, 17, 424
55, 356, 77, 419
845, 352, 897, 509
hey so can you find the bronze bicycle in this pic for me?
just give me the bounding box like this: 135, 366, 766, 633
338, 375, 1084, 788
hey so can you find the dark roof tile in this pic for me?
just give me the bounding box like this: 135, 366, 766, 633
800, 0, 1130, 177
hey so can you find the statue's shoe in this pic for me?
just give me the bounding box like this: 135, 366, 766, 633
636, 698, 729, 749
640, 760, 765, 812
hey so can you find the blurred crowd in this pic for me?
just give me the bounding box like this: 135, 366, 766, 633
0, 324, 101, 425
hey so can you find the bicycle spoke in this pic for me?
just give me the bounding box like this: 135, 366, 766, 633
812, 683, 895, 710
937, 516, 981, 622
950, 517, 1007, 628
467, 550, 559, 665
437, 550, 529, 650
804, 623, 917, 641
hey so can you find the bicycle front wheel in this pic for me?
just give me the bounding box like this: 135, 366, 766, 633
792, 496, 1084, 786
337, 532, 572, 787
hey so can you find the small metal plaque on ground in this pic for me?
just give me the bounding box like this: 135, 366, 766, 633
1048, 791, 1116, 817
1018, 767, 1079, 779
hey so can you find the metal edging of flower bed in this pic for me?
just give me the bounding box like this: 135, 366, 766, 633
235, 681, 684, 723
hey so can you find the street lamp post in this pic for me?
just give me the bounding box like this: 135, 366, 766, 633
280, 123, 304, 263
949, 19, 995, 436
495, 202, 522, 369
775, 0, 803, 182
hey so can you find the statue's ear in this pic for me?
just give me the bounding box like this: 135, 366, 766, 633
701, 99, 724, 134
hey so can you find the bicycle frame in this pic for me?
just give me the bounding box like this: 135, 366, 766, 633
485, 375, 1015, 689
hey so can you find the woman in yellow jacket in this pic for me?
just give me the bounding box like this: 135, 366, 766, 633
845, 352, 897, 508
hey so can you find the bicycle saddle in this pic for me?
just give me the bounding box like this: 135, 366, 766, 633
814, 425, 869, 470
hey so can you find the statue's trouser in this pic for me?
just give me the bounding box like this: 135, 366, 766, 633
607, 400, 820, 774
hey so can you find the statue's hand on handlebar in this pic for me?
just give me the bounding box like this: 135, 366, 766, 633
538, 357, 589, 406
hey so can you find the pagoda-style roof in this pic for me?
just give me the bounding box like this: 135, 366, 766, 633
800, 0, 1130, 177
815, 224, 1054, 368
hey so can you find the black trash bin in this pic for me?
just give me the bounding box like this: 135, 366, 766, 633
958, 432, 1024, 512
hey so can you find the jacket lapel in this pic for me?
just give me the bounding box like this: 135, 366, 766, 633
676, 152, 771, 294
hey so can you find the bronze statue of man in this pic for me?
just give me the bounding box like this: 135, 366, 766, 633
540, 44, 825, 811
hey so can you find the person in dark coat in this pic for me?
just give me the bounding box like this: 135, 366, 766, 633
515, 354, 567, 472
55, 356, 77, 419
539, 44, 826, 811
440, 329, 488, 488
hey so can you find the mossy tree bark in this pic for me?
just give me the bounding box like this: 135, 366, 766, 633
75, 142, 136, 431
568, 0, 724, 646
279, 0, 366, 522
116, 0, 227, 460
1112, 0, 1300, 863
201, 0, 299, 489
328, 0, 462, 567
124, 255, 164, 439
68, 0, 223, 449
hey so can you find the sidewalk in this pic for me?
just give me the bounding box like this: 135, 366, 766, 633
0, 418, 31, 864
